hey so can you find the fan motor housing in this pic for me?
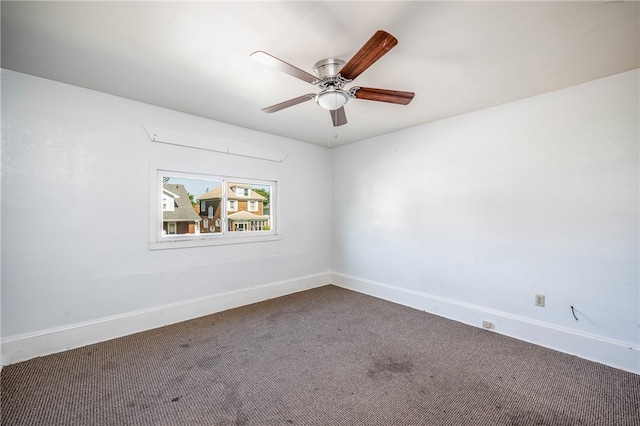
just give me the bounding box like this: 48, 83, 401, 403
314, 58, 345, 79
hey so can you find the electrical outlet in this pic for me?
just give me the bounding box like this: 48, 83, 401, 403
535, 294, 545, 307
482, 320, 493, 329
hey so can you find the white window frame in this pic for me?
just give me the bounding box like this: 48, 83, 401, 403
150, 166, 280, 250
248, 200, 258, 212
167, 222, 177, 234
235, 187, 250, 197
251, 221, 265, 231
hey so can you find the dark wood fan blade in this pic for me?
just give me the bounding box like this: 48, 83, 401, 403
339, 30, 398, 81
352, 87, 414, 105
330, 107, 347, 127
262, 94, 315, 113
250, 51, 318, 84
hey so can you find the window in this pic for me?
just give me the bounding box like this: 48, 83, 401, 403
162, 190, 177, 212
235, 187, 250, 197
167, 222, 177, 234
150, 169, 279, 249
251, 220, 266, 231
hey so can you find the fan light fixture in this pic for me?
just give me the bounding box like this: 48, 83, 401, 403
316, 89, 349, 110
251, 30, 414, 127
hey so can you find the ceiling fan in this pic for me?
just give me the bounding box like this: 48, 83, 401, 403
250, 30, 415, 127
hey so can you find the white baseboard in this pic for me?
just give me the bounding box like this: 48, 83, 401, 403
4, 272, 637, 374
1, 273, 330, 366
331, 272, 640, 375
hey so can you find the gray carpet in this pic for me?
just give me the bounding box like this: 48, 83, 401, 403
1, 285, 638, 425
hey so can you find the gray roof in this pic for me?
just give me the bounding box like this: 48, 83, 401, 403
197, 183, 266, 201
163, 184, 202, 222
227, 211, 269, 221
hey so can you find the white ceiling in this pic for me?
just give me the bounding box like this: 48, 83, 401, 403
1, 1, 638, 147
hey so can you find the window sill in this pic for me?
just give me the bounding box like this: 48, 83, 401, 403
149, 233, 281, 250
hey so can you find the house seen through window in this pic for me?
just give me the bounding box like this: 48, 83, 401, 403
160, 174, 274, 239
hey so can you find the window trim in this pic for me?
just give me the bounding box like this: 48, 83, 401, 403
149, 166, 280, 250
167, 222, 177, 234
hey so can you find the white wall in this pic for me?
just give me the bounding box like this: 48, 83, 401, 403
2, 68, 638, 373
331, 70, 639, 373
1, 70, 332, 363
